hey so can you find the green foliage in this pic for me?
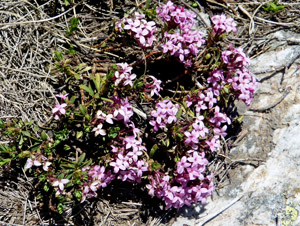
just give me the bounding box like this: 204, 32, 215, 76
191, 2, 198, 8
64, 0, 74, 6
263, 0, 285, 13
66, 17, 79, 36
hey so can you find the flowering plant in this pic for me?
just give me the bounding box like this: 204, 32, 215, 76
0, 1, 257, 215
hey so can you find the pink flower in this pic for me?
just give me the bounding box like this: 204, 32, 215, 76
213, 125, 227, 137
212, 14, 237, 35
205, 137, 220, 152
129, 122, 141, 138
204, 91, 217, 109
97, 110, 114, 124
117, 13, 156, 48
110, 159, 123, 173
136, 160, 148, 177
148, 76, 162, 97
52, 103, 67, 120
55, 93, 68, 100
184, 130, 200, 148
176, 156, 191, 174
52, 179, 69, 191
92, 124, 106, 136
24, 158, 42, 169
43, 161, 51, 171
124, 19, 140, 32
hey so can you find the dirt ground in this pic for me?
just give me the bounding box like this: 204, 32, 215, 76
0, 0, 300, 225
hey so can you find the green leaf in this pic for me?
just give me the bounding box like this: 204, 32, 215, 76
149, 144, 158, 158
0, 158, 11, 166
64, 0, 70, 6
58, 203, 65, 214
100, 42, 106, 48
94, 73, 101, 92
191, 2, 197, 7
176, 133, 183, 140
54, 50, 63, 61
166, 138, 170, 147
18, 151, 30, 158
66, 44, 76, 55
85, 114, 91, 121
151, 162, 161, 170
64, 144, 71, 151
108, 132, 118, 139
79, 84, 94, 96
74, 73, 81, 79
77, 153, 86, 165
236, 115, 244, 123
68, 96, 76, 105
135, 81, 144, 88
0, 144, 10, 153
100, 97, 113, 103
78, 66, 91, 74
81, 159, 93, 168
0, 120, 5, 129
223, 86, 230, 94
22, 131, 30, 137
70, 17, 78, 29
106, 69, 115, 80
76, 131, 83, 139
61, 163, 75, 169
79, 104, 87, 115
41, 131, 48, 141
84, 125, 92, 133
43, 182, 50, 192
66, 17, 79, 35
176, 108, 182, 120
18, 135, 24, 147
74, 190, 82, 201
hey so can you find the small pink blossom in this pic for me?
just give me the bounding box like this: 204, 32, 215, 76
55, 93, 68, 100
52, 103, 67, 120
52, 179, 69, 191
43, 162, 51, 171
92, 124, 106, 136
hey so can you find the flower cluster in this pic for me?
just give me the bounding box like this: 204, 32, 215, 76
113, 62, 136, 87
184, 90, 231, 152
146, 151, 214, 209
184, 115, 209, 149
144, 75, 163, 97
117, 12, 157, 48
109, 96, 134, 125
221, 44, 258, 105
110, 139, 148, 183
156, 1, 195, 27
212, 14, 237, 36
81, 165, 115, 202
157, 1, 205, 67
92, 110, 114, 136
150, 99, 179, 131
229, 70, 257, 105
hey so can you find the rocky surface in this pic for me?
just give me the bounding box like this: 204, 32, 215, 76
173, 30, 300, 226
